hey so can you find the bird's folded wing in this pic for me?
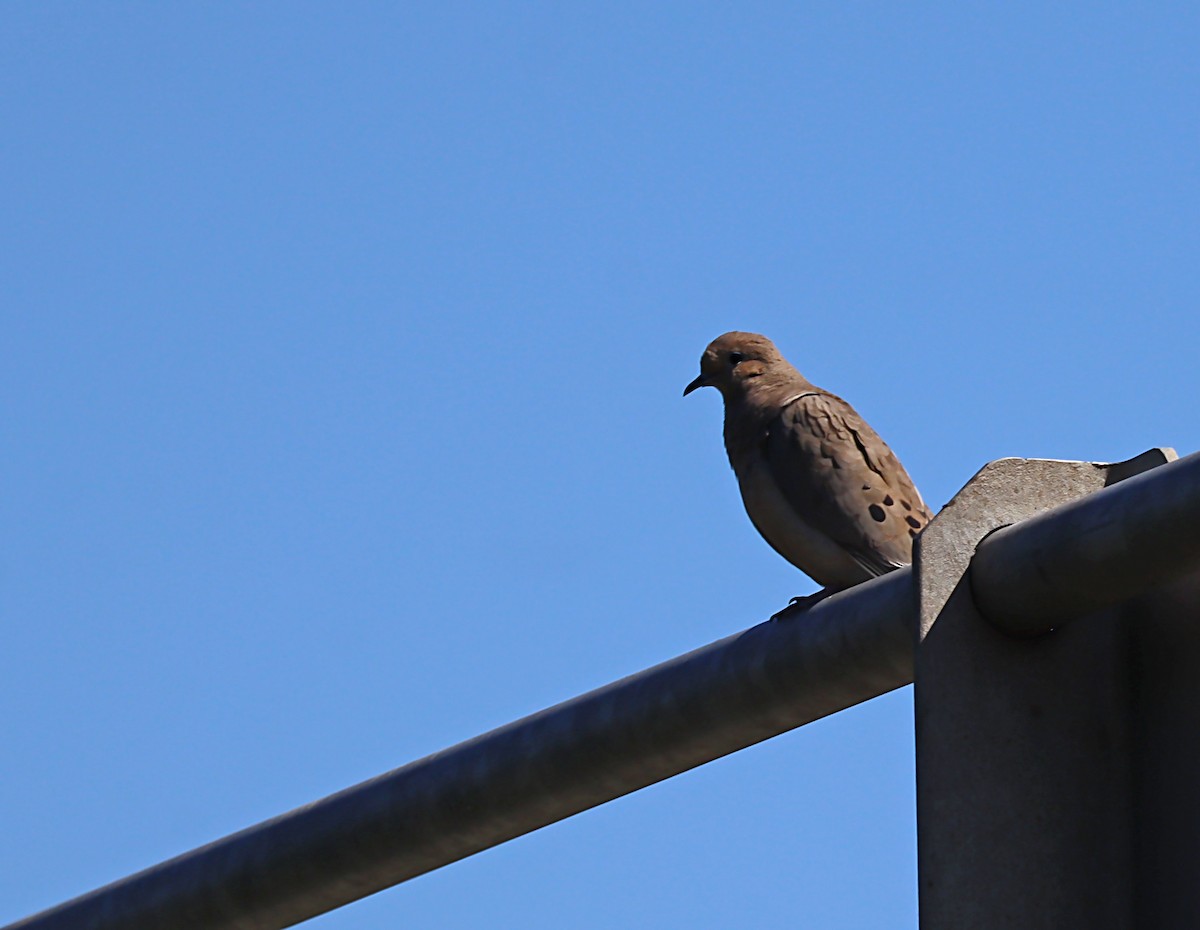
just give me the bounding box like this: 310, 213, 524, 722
764, 392, 929, 577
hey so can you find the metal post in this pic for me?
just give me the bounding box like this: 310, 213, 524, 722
913, 449, 1187, 929
1126, 567, 1200, 928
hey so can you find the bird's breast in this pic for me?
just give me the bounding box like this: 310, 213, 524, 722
735, 458, 870, 589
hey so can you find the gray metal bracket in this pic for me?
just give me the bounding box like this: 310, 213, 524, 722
914, 449, 1175, 930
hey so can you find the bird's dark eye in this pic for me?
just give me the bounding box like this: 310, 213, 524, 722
728, 352, 745, 365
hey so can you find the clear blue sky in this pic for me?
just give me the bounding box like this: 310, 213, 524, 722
3, 5, 1198, 928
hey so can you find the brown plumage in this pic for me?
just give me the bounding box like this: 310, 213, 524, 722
685, 331, 930, 595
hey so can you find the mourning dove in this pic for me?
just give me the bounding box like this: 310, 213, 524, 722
685, 331, 930, 610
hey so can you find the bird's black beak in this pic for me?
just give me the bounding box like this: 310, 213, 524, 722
683, 374, 707, 397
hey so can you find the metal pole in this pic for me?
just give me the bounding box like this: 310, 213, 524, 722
5, 571, 915, 930
9, 447, 1200, 930
971, 448, 1200, 635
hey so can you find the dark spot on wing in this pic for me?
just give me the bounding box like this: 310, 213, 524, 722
906, 515, 922, 529
901, 500, 913, 511
883, 495, 894, 506
869, 504, 887, 522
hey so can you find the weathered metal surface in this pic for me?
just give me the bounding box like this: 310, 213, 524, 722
914, 451, 1174, 930
1127, 567, 1200, 929
971, 448, 1200, 635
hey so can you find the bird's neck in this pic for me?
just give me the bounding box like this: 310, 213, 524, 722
720, 394, 779, 460
721, 379, 821, 461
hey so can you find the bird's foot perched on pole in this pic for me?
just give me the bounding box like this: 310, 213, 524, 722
770, 588, 835, 622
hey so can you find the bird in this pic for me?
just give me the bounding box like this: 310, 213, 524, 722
684, 331, 930, 615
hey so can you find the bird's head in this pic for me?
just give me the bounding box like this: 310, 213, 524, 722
683, 331, 789, 399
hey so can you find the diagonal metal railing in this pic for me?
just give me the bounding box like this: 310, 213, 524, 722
7, 449, 1200, 930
